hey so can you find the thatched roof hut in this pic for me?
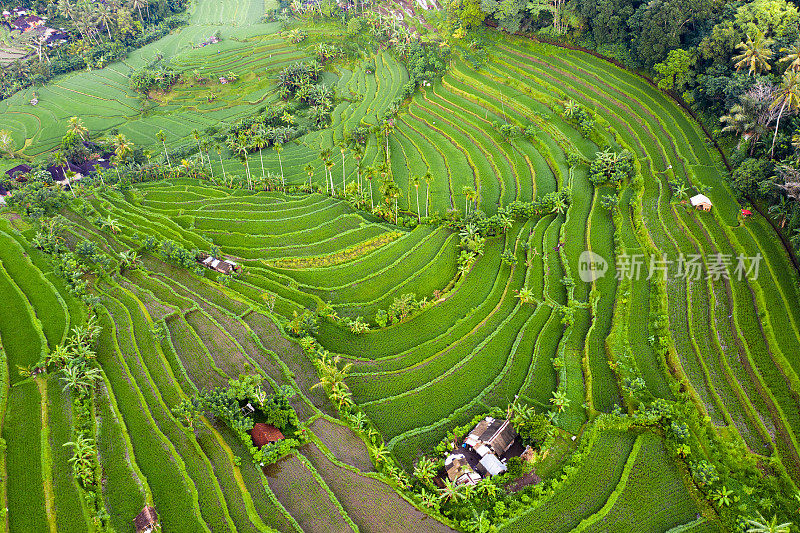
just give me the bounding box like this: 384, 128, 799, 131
134, 506, 158, 533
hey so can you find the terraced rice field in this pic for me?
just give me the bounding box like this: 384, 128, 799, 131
1, 0, 799, 530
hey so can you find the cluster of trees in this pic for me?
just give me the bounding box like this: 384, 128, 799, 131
0, 0, 189, 100
588, 148, 635, 186
173, 375, 303, 466
129, 65, 181, 94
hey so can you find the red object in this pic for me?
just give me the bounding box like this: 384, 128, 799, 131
250, 423, 284, 448
741, 209, 753, 216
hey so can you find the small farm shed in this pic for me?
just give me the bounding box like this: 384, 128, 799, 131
196, 252, 241, 274
134, 505, 158, 533
250, 423, 284, 448
444, 453, 481, 485
478, 418, 517, 457
477, 453, 507, 477
690, 194, 712, 211
741, 209, 753, 218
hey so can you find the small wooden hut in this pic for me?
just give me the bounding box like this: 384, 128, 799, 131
134, 505, 158, 533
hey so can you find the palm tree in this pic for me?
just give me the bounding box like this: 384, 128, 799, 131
340, 145, 347, 192
129, 0, 146, 22
780, 41, 800, 72
54, 151, 76, 198
733, 30, 775, 76
371, 443, 390, 465
156, 129, 172, 170
191, 129, 204, 166
96, 3, 115, 40
200, 139, 213, 178
516, 287, 535, 304
412, 175, 421, 220
552, 196, 569, 215
113, 134, 133, 183
745, 512, 792, 533
325, 158, 335, 196
320, 148, 333, 194
68, 116, 88, 140
462, 186, 476, 217
233, 136, 252, 189
770, 70, 800, 157
253, 129, 267, 182
214, 143, 227, 182
364, 166, 375, 210
274, 143, 285, 190
423, 172, 432, 217
382, 119, 394, 161
304, 163, 315, 191
352, 145, 365, 195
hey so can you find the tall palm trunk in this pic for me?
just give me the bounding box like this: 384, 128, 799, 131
342, 153, 346, 191
218, 153, 226, 180
259, 150, 265, 180
162, 141, 172, 170
369, 180, 374, 210
278, 153, 284, 191
416, 187, 420, 220
425, 183, 429, 217
771, 99, 789, 158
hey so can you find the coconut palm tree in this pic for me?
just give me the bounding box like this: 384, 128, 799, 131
364, 166, 375, 210
304, 163, 315, 191
253, 128, 267, 182
382, 119, 394, 161
411, 175, 421, 220
423, 172, 432, 217
129, 0, 146, 22
462, 186, 476, 217
96, 3, 115, 40
733, 30, 775, 76
325, 158, 335, 196
552, 196, 569, 215
214, 143, 227, 182
340, 145, 347, 192
233, 135, 252, 189
780, 41, 800, 72
770, 70, 800, 157
745, 512, 792, 533
191, 129, 204, 166
68, 116, 89, 141
274, 142, 285, 190
53, 151, 76, 198
156, 129, 172, 170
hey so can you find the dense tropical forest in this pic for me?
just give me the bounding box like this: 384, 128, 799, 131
0, 0, 799, 532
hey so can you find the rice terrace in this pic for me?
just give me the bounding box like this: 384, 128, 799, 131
1, 0, 800, 531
